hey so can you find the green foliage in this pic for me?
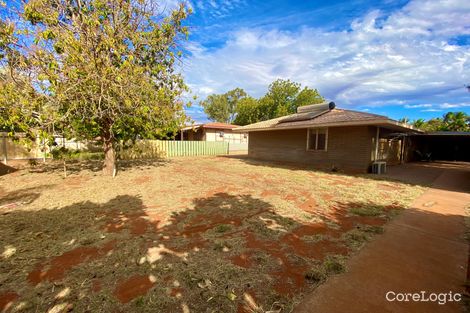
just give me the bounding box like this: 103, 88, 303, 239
232, 97, 262, 126
202, 79, 324, 126
52, 147, 103, 161
408, 112, 470, 132
51, 147, 74, 160
1, 0, 192, 174
259, 79, 324, 118
201, 88, 247, 123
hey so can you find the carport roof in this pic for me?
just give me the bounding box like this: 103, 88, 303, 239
417, 131, 470, 136
233, 108, 420, 133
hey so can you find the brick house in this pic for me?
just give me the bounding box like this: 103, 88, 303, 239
233, 102, 419, 173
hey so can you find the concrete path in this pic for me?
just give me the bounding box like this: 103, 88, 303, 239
295, 162, 470, 313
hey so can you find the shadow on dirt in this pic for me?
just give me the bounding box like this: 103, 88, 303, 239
26, 158, 170, 176
0, 189, 419, 313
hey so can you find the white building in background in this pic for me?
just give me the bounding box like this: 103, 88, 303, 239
178, 122, 248, 144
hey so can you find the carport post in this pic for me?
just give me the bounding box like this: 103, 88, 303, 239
375, 127, 380, 161
400, 136, 406, 164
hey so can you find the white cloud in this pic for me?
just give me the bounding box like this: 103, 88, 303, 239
439, 102, 470, 108
182, 0, 470, 110
421, 108, 443, 112
404, 104, 433, 108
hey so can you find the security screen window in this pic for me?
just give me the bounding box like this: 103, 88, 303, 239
307, 128, 328, 151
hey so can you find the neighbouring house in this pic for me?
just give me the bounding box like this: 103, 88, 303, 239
177, 122, 249, 143
233, 102, 422, 173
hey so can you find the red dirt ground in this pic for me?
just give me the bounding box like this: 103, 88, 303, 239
28, 240, 116, 285
113, 275, 156, 303
1, 157, 423, 312
20, 188, 392, 306
0, 291, 18, 313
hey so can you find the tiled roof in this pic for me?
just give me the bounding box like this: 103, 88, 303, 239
201, 122, 239, 130
234, 109, 402, 132
182, 122, 239, 131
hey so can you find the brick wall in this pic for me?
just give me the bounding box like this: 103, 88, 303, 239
248, 126, 376, 172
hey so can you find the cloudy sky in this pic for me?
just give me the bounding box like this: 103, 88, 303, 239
174, 0, 470, 122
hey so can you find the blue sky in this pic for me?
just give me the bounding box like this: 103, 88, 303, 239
174, 0, 470, 122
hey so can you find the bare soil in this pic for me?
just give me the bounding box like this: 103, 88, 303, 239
0, 156, 424, 312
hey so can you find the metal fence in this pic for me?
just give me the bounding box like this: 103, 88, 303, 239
119, 140, 229, 159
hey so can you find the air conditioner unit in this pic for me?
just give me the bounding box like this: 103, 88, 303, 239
372, 161, 387, 174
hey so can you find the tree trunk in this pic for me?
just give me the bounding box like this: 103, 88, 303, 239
63, 159, 67, 178
102, 138, 116, 176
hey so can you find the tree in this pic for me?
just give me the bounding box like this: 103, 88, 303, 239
409, 112, 469, 132
201, 88, 247, 123
203, 80, 325, 125
294, 87, 324, 108
398, 117, 410, 124
412, 118, 426, 129
442, 112, 469, 131
233, 97, 261, 126
425, 118, 445, 131
1, 0, 190, 175
259, 79, 324, 119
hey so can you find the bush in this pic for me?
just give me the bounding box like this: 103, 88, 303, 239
51, 147, 103, 161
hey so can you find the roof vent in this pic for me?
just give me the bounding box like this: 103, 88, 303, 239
278, 101, 335, 124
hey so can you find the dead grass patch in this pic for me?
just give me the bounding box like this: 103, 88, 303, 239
0, 157, 424, 312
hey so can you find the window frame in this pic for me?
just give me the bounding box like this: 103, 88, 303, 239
306, 127, 328, 152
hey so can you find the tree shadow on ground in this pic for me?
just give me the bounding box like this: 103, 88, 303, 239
0, 189, 429, 313
0, 185, 54, 208
0, 163, 17, 176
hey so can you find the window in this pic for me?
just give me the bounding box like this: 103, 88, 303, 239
218, 131, 224, 138
307, 128, 328, 151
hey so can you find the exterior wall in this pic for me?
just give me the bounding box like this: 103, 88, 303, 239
248, 126, 376, 172
204, 129, 248, 143
187, 128, 205, 141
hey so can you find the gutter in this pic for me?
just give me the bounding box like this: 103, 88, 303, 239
233, 119, 421, 133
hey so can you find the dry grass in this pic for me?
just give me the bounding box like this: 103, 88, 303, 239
0, 156, 424, 312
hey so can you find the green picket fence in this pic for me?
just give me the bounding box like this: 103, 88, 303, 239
120, 140, 229, 159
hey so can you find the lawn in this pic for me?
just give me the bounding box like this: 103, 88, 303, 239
0, 156, 424, 313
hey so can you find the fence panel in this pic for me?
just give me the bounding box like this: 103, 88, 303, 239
120, 140, 229, 160
1, 137, 230, 163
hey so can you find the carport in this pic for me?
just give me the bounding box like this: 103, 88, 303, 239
409, 132, 470, 162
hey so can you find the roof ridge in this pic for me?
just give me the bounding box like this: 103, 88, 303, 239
338, 108, 390, 119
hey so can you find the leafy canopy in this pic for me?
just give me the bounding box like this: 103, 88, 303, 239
406, 112, 470, 132
201, 88, 247, 123
259, 79, 323, 118
201, 79, 324, 126
1, 0, 191, 174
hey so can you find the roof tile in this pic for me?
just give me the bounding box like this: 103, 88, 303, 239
234, 109, 391, 131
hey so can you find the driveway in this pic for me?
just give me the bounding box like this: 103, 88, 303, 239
295, 161, 470, 313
